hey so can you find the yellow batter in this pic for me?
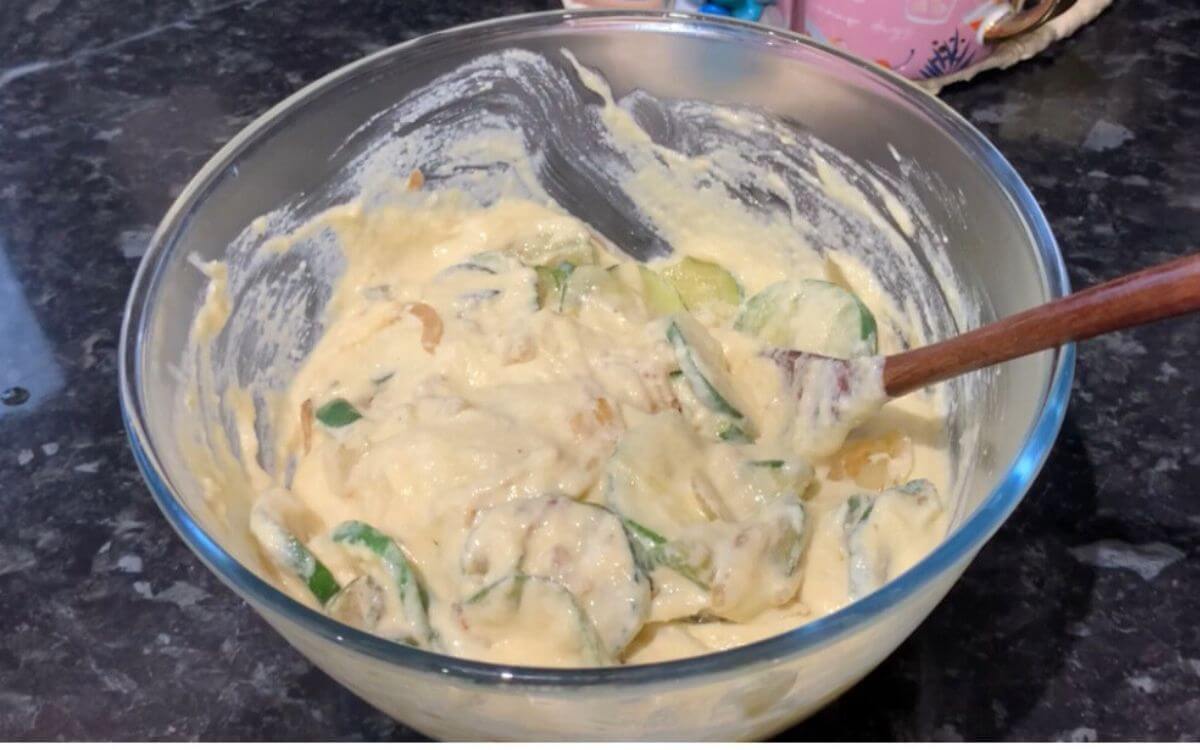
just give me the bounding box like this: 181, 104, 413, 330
183, 51, 958, 669
211, 188, 948, 667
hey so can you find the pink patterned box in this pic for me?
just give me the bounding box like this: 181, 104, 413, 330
798, 0, 1057, 80
559, 0, 1059, 80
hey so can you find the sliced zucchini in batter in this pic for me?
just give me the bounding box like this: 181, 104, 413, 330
684, 454, 815, 524
331, 520, 433, 646
660, 256, 742, 320
249, 508, 340, 605
843, 479, 942, 601
764, 501, 807, 577
602, 413, 811, 622
535, 261, 575, 311
844, 493, 875, 530
560, 264, 644, 320
667, 315, 754, 438
716, 424, 751, 444
608, 263, 642, 297
436, 251, 538, 314
324, 575, 385, 631
667, 316, 743, 419
314, 398, 362, 428
641, 266, 687, 315
736, 279, 877, 358
665, 367, 746, 444
843, 491, 881, 601
610, 263, 685, 316
621, 517, 712, 590
459, 575, 613, 667
633, 499, 807, 623
439, 250, 521, 276
747, 459, 784, 469
740, 458, 814, 504
697, 499, 807, 622
507, 225, 598, 268
604, 411, 715, 536
604, 415, 734, 588
460, 495, 650, 657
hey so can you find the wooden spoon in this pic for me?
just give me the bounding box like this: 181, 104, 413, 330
773, 252, 1200, 452
881, 251, 1200, 398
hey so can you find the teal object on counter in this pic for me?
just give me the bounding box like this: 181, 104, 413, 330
698, 0, 773, 22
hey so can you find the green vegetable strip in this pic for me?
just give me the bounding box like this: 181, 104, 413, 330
845, 494, 874, 528
856, 297, 878, 345
571, 594, 613, 665
553, 261, 575, 311
845, 481, 933, 534
465, 575, 612, 665
717, 424, 751, 444
621, 518, 710, 590
465, 572, 512, 605
772, 504, 807, 576
661, 256, 742, 310
292, 537, 340, 602
896, 478, 935, 497
315, 398, 362, 427
747, 459, 785, 469
332, 520, 430, 613
535, 261, 576, 312
290, 535, 343, 604
252, 518, 340, 604
667, 322, 744, 420
734, 279, 878, 358
621, 519, 669, 576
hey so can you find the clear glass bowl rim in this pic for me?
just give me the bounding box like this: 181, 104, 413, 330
118, 9, 1075, 689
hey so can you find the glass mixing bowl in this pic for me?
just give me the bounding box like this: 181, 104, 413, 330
119, 10, 1073, 740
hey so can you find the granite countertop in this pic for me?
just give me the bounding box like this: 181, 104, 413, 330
1, 0, 1197, 740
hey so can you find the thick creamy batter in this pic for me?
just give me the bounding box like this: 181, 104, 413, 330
220, 191, 948, 667
181, 50, 965, 668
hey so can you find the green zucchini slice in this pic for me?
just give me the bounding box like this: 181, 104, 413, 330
660, 256, 741, 320
459, 575, 613, 667
736, 279, 877, 358
249, 509, 340, 605
460, 495, 650, 656
331, 520, 433, 646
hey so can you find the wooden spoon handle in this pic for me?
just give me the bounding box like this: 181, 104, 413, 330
883, 252, 1200, 398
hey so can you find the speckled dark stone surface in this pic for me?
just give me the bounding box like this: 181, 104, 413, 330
1, 0, 1197, 740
